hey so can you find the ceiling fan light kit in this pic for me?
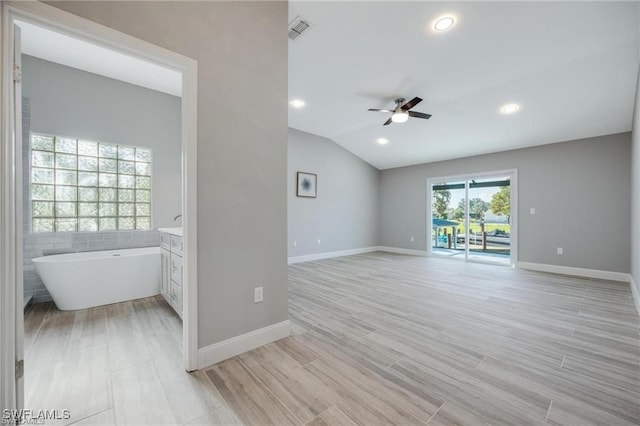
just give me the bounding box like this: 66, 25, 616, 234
368, 97, 432, 126
391, 111, 409, 123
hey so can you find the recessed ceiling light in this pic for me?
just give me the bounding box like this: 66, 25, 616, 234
290, 99, 306, 108
376, 138, 389, 145
433, 16, 455, 32
500, 103, 520, 114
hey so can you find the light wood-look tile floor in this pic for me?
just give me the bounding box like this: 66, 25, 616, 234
26, 252, 640, 425
24, 295, 235, 425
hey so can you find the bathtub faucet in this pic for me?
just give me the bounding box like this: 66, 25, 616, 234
173, 214, 182, 222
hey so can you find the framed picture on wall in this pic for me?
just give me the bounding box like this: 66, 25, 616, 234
296, 172, 317, 198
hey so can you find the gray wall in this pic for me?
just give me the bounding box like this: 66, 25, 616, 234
49, 1, 289, 348
22, 54, 182, 228
288, 128, 379, 257
631, 55, 640, 296
380, 133, 631, 273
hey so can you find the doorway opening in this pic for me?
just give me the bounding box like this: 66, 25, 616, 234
2, 1, 198, 413
428, 170, 517, 266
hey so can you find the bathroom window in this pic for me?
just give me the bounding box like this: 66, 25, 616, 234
30, 133, 152, 232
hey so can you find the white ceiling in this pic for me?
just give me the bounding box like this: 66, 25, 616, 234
288, 2, 640, 170
17, 20, 182, 97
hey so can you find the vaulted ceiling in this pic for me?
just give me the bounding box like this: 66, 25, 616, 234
288, 2, 640, 169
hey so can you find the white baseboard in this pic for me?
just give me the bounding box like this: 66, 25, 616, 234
288, 246, 378, 264
198, 320, 291, 369
287, 245, 430, 265
517, 262, 630, 283
376, 246, 428, 256
630, 275, 640, 316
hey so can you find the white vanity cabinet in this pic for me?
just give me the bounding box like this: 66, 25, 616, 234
159, 229, 183, 319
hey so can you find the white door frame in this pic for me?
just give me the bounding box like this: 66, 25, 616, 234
426, 169, 518, 267
0, 9, 22, 414
1, 0, 199, 410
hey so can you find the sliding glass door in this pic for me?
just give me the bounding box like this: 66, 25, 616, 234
431, 180, 467, 259
429, 171, 515, 265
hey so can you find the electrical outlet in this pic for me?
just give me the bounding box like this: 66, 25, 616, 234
317, 239, 321, 245
530, 208, 536, 215
293, 240, 297, 248
410, 236, 415, 242
254, 286, 263, 303
557, 247, 563, 255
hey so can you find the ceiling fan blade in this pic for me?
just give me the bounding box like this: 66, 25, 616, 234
368, 109, 394, 113
383, 117, 393, 126
402, 97, 423, 110
408, 111, 432, 120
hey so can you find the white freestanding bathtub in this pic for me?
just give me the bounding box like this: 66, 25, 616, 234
33, 247, 161, 310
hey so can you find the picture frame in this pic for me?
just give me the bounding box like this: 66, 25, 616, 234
296, 172, 317, 198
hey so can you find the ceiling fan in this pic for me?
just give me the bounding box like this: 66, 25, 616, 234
368, 97, 432, 126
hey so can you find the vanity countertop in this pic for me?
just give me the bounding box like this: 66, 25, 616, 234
158, 227, 182, 237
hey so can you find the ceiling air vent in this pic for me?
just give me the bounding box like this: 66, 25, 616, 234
288, 16, 311, 41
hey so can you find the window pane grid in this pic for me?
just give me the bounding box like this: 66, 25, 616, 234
30, 133, 151, 233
